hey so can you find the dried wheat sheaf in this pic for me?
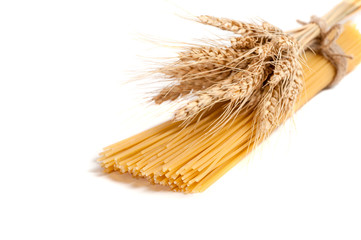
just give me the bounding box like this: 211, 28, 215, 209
153, 15, 303, 138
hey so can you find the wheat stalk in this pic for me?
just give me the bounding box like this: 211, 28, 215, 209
151, 0, 360, 139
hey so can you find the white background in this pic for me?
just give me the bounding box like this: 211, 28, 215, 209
1, 0, 360, 239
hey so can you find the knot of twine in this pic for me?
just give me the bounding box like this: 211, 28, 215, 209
298, 16, 353, 89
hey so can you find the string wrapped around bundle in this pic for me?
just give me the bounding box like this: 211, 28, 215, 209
98, 0, 361, 193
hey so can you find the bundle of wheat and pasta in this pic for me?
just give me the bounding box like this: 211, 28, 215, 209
98, 0, 361, 193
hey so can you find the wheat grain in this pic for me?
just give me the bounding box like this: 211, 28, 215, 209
197, 15, 282, 36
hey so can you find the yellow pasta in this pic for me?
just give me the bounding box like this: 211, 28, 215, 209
98, 23, 361, 193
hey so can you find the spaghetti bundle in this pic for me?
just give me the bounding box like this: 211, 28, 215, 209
98, 1, 361, 193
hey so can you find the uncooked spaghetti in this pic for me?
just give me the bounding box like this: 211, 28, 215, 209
98, 1, 361, 193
